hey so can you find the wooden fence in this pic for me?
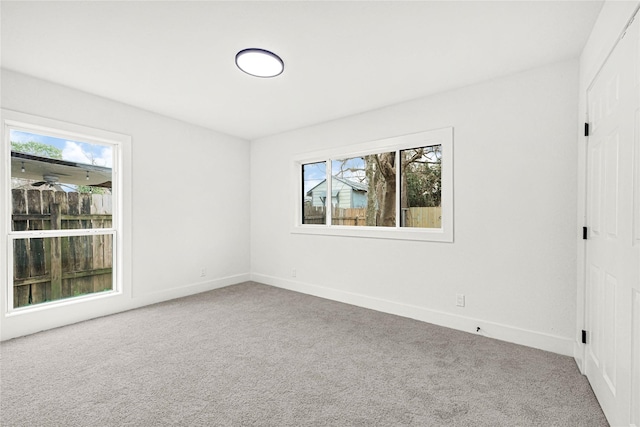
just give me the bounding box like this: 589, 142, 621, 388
333, 207, 367, 226
303, 205, 326, 224
11, 189, 113, 308
401, 206, 442, 228
303, 205, 441, 228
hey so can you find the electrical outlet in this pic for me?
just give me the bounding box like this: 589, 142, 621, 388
291, 268, 297, 278
456, 293, 465, 307
200, 268, 207, 277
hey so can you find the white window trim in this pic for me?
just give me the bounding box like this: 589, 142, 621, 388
2, 109, 130, 314
292, 127, 454, 242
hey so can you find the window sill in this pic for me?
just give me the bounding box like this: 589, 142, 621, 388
5, 289, 122, 317
291, 224, 453, 242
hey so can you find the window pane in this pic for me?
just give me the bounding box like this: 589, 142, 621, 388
331, 153, 395, 227
12, 234, 114, 308
331, 157, 366, 226
302, 162, 326, 224
400, 145, 442, 228
11, 130, 113, 230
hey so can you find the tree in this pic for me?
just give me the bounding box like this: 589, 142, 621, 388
373, 152, 396, 227
365, 155, 378, 225
403, 146, 441, 208
12, 140, 62, 159
365, 146, 441, 226
328, 146, 441, 227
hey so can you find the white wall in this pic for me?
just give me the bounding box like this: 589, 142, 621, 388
1, 69, 251, 340
251, 59, 580, 356
575, 0, 640, 370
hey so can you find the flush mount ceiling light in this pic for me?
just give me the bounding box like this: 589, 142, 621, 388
235, 48, 284, 78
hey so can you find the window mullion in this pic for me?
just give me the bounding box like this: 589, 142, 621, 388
327, 159, 332, 226
9, 228, 116, 239
395, 150, 401, 229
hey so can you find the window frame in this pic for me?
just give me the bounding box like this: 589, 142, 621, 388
2, 110, 129, 314
292, 127, 454, 242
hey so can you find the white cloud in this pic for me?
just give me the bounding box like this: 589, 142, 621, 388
100, 146, 113, 168
62, 141, 89, 163
62, 141, 112, 167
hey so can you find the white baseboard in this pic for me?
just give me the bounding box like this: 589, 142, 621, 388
3, 271, 576, 358
131, 273, 251, 308
574, 341, 586, 374
251, 273, 575, 357
1, 273, 250, 341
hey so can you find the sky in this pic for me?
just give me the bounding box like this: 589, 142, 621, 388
303, 162, 326, 195
303, 157, 368, 194
10, 130, 113, 168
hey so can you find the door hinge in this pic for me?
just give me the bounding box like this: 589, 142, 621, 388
582, 330, 587, 344
583, 226, 588, 240
584, 122, 589, 137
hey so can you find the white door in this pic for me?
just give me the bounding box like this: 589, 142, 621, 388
585, 11, 640, 427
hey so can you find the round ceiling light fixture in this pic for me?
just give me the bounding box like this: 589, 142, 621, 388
235, 48, 284, 78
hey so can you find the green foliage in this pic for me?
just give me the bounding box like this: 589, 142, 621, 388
75, 185, 107, 195
406, 163, 441, 207
403, 146, 442, 207
11, 141, 63, 159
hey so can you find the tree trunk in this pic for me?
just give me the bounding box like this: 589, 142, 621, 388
376, 152, 396, 227
365, 155, 377, 226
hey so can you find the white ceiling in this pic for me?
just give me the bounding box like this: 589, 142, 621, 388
1, 1, 603, 141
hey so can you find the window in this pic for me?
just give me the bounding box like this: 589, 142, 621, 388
331, 153, 395, 227
302, 161, 326, 224
293, 128, 453, 242
400, 145, 442, 228
3, 111, 128, 312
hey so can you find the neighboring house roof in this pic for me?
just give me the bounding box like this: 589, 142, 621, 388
334, 176, 368, 192
307, 176, 368, 196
